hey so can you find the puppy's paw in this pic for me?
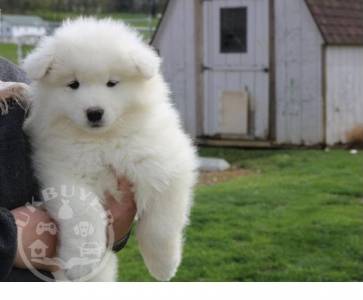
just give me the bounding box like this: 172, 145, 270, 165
146, 254, 181, 282
65, 264, 95, 282
63, 252, 105, 281
87, 251, 118, 282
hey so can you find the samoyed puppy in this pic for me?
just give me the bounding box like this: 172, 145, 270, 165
20, 18, 197, 281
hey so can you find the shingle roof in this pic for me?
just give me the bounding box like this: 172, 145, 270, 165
305, 0, 363, 45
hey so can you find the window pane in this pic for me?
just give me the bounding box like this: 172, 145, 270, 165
220, 7, 247, 53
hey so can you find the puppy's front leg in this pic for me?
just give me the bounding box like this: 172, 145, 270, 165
41, 181, 108, 281
136, 187, 192, 281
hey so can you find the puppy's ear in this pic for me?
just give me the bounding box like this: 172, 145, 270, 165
22, 37, 55, 80
129, 46, 161, 79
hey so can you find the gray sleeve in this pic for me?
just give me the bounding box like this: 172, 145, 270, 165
0, 57, 30, 84
0, 57, 30, 280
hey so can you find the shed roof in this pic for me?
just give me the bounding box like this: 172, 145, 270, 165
153, 0, 363, 46
305, 0, 363, 45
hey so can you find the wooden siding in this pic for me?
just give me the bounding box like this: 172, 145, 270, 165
326, 46, 363, 145
152, 0, 197, 136
203, 0, 270, 139
275, 0, 324, 145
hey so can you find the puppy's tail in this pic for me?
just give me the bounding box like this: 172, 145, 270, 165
0, 81, 31, 115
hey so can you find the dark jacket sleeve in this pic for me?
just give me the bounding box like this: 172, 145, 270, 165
0, 208, 17, 280
0, 57, 51, 281
0, 58, 27, 279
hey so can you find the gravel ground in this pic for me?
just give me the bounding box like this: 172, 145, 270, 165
198, 167, 251, 186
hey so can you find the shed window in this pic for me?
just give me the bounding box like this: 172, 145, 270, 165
220, 7, 247, 53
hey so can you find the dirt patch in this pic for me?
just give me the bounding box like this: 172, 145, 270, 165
198, 166, 252, 186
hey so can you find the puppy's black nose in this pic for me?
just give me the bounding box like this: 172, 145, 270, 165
86, 107, 104, 124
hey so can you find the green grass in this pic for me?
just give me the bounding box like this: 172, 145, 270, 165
0, 43, 33, 64
118, 148, 363, 281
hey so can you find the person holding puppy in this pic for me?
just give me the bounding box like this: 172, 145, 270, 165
0, 57, 136, 281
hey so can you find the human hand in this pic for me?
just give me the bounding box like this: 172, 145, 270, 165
0, 81, 30, 114
11, 176, 136, 273
105, 176, 137, 243
11, 206, 58, 272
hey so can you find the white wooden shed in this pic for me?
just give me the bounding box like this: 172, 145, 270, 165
152, 0, 363, 146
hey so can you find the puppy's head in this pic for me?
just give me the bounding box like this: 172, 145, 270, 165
23, 17, 161, 132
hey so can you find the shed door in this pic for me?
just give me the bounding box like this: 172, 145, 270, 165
203, 0, 270, 139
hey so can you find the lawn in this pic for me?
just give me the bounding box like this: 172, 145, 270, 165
118, 148, 363, 281
0, 43, 33, 64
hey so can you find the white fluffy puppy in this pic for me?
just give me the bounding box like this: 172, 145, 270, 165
21, 18, 197, 281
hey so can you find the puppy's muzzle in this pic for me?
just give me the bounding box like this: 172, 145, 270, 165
86, 107, 104, 127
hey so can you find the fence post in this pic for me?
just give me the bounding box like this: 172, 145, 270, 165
0, 9, 3, 39
16, 38, 23, 64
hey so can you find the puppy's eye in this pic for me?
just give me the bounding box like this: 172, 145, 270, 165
67, 80, 80, 90
106, 80, 119, 88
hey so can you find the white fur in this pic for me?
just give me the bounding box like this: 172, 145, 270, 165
22, 17, 198, 281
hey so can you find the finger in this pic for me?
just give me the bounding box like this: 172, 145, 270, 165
117, 176, 134, 190
104, 191, 117, 204
109, 166, 117, 177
